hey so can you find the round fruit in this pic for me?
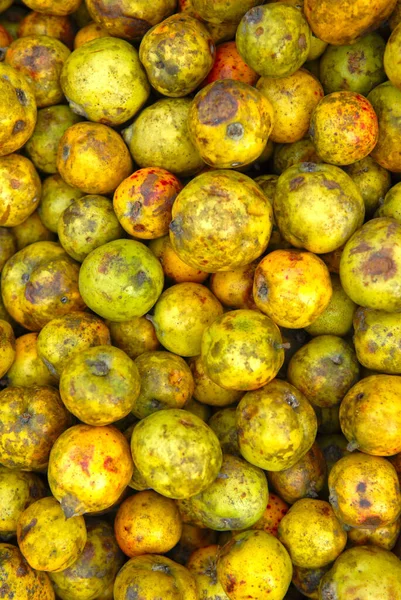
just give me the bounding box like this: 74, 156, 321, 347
131, 409, 222, 499
169, 170, 272, 272
187, 545, 230, 600
7, 332, 57, 387
353, 307, 401, 373
384, 22, 401, 90
17, 12, 75, 48
0, 543, 54, 600
0, 228, 16, 272
210, 262, 257, 309
292, 564, 331, 600
0, 154, 41, 228
208, 408, 241, 456
190, 356, 243, 407
343, 156, 391, 216
192, 0, 263, 24
251, 493, 289, 537
149, 235, 208, 284
201, 41, 258, 87
73, 21, 111, 48
305, 274, 357, 337
12, 211, 56, 249
348, 519, 401, 551
367, 81, 401, 172
38, 174, 84, 233
106, 317, 160, 360
0, 469, 46, 539
376, 181, 401, 221
0, 319, 15, 379
237, 379, 317, 471
273, 138, 322, 174
22, 0, 82, 16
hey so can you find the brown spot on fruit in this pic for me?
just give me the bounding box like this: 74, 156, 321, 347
198, 84, 238, 126
12, 120, 25, 134
245, 6, 263, 24
357, 482, 366, 492
359, 498, 371, 508
298, 34, 307, 49
226, 573, 237, 593
289, 176, 305, 191
362, 250, 396, 280
323, 180, 341, 190
349, 241, 372, 255
15, 88, 27, 105
226, 122, 244, 141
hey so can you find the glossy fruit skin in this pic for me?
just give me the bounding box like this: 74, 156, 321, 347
18, 12, 75, 48
304, 0, 397, 45
188, 79, 274, 169
170, 170, 272, 273
217, 530, 293, 600
187, 545, 230, 600
131, 409, 222, 499
318, 545, 401, 600
201, 310, 284, 391
237, 379, 317, 471
343, 156, 391, 217
210, 262, 257, 310
38, 174, 84, 233
78, 239, 164, 321
201, 41, 259, 87
61, 37, 149, 126
236, 4, 311, 79
189, 355, 243, 407
149, 235, 208, 284
368, 81, 401, 172
48, 425, 133, 517
0, 318, 15, 379
328, 453, 401, 529
353, 307, 401, 373
348, 518, 401, 551
305, 274, 356, 337
384, 22, 401, 90
7, 332, 57, 387
0, 543, 55, 600
22, 0, 82, 16
106, 316, 160, 360
274, 162, 365, 254
254, 250, 332, 329
0, 468, 46, 539
339, 217, 401, 312
0, 154, 41, 228
0, 385, 71, 470
1, 241, 85, 331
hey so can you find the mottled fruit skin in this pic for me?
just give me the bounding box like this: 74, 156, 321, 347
5, 35, 70, 107
0, 228, 16, 272
187, 545, 230, 600
73, 21, 111, 48
0, 154, 41, 228
106, 316, 160, 360
251, 493, 289, 537
343, 156, 391, 216
0, 64, 37, 157
353, 307, 401, 373
0, 319, 15, 379
210, 262, 257, 310
368, 81, 401, 172
236, 4, 310, 79
188, 79, 274, 169
170, 522, 217, 565
1, 241, 85, 331
254, 250, 332, 329
193, 0, 263, 24
38, 174, 84, 233
0, 385, 71, 470
113, 167, 182, 239
257, 69, 323, 144
178, 454, 268, 531
170, 170, 272, 272
328, 453, 401, 529
310, 92, 378, 166
305, 274, 356, 337
61, 37, 149, 126
274, 162, 365, 254
339, 217, 401, 312
237, 379, 317, 471
0, 543, 55, 600
217, 530, 292, 600
201, 309, 284, 391
58, 195, 124, 262
190, 356, 243, 407
12, 211, 56, 250
37, 311, 110, 379
273, 138, 322, 174
131, 409, 222, 499
22, 0, 81, 16
49, 425, 133, 519
139, 14, 215, 97
49, 520, 124, 600
123, 98, 204, 177
78, 239, 164, 321
269, 443, 326, 504
348, 519, 401, 551
114, 555, 197, 600
149, 235, 208, 284
376, 181, 401, 222
384, 22, 401, 90
287, 335, 359, 408
208, 408, 241, 456
201, 41, 258, 87
57, 122, 133, 195
340, 375, 401, 456
319, 545, 401, 600
278, 499, 346, 568
304, 0, 397, 45
17, 496, 87, 572
292, 564, 331, 600
86, 0, 177, 41
0, 468, 46, 539
7, 332, 57, 387
18, 12, 75, 48
115, 490, 182, 557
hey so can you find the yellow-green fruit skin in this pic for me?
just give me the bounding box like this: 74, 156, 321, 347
0, 468, 46, 539
0, 543, 55, 600
61, 37, 149, 126
131, 409, 223, 500
368, 81, 401, 172
0, 154, 42, 228
192, 0, 263, 24
7, 332, 57, 387
208, 408, 241, 457
347, 519, 401, 551
12, 212, 56, 250
38, 174, 84, 233
0, 319, 15, 379
376, 181, 401, 221
305, 274, 356, 337
187, 545, 230, 600
236, 4, 311, 78
384, 22, 401, 91
189, 355, 243, 408
0, 228, 16, 272
343, 156, 391, 217
353, 307, 401, 373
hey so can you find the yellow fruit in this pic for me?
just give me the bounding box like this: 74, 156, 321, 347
273, 138, 322, 174
0, 228, 16, 271
376, 181, 401, 221
189, 355, 243, 407
353, 308, 401, 373
384, 22, 401, 90
292, 564, 331, 600
0, 319, 15, 379
38, 173, 84, 233
0, 543, 54, 600
73, 21, 111, 48
348, 518, 401, 551
22, 0, 82, 16
210, 262, 257, 309
251, 492, 289, 537
106, 316, 160, 360
187, 545, 230, 600
0, 468, 46, 539
17, 11, 75, 48
367, 82, 401, 172
192, 0, 263, 24
7, 332, 57, 387
12, 211, 56, 250
0, 154, 41, 228
149, 235, 208, 284
305, 274, 357, 337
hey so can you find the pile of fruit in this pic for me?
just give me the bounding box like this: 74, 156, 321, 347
1, 0, 401, 598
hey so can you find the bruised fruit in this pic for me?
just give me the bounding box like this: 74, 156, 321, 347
113, 554, 197, 600
38, 174, 84, 233
78, 239, 164, 321
251, 493, 289, 536
106, 317, 160, 360
278, 499, 346, 568
48, 424, 133, 517
0, 543, 54, 600
236, 4, 310, 79
37, 311, 110, 378
274, 162, 365, 254
305, 274, 357, 337
317, 434, 350, 477
0, 385, 71, 470
237, 379, 317, 471
177, 454, 268, 531
7, 332, 57, 387
384, 22, 401, 90
1, 241, 85, 331
348, 518, 401, 551
17, 496, 87, 572
49, 519, 124, 600
139, 14, 215, 97
18, 11, 75, 48
287, 335, 359, 408
328, 452, 401, 529
60, 345, 141, 426
114, 490, 182, 557
190, 356, 243, 408
217, 530, 292, 600
169, 170, 272, 272
12, 211, 56, 249
340, 375, 401, 456
73, 21, 111, 48
353, 308, 401, 373
0, 154, 41, 228
253, 250, 332, 329
113, 167, 182, 239
61, 37, 149, 126
58, 195, 124, 262
201, 41, 258, 87
22, 0, 82, 16
208, 408, 241, 455
188, 79, 274, 169
368, 81, 401, 172
187, 545, 230, 600
0, 319, 15, 379
376, 181, 401, 221
201, 310, 284, 391
57, 122, 133, 195
131, 408, 222, 499
123, 98, 205, 177
339, 217, 401, 312
273, 138, 321, 174
149, 235, 208, 284
0, 468, 46, 539
210, 262, 257, 310
343, 156, 391, 216
292, 564, 331, 600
